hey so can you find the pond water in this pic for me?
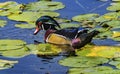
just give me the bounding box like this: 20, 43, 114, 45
0, 0, 119, 74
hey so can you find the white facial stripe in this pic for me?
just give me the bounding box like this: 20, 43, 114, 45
41, 24, 45, 30
34, 29, 38, 34
78, 30, 84, 33
49, 25, 51, 29
74, 34, 78, 38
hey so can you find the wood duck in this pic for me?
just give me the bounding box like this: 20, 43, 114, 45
33, 16, 99, 51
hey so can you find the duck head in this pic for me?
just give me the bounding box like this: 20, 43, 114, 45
34, 16, 61, 35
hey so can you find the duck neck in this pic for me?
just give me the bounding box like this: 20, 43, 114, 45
44, 29, 56, 42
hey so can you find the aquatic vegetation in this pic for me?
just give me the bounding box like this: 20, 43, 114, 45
105, 20, 120, 28
0, 39, 63, 58
109, 58, 120, 69
15, 23, 35, 29
0, 1, 23, 16
107, 2, 120, 11
86, 46, 120, 58
112, 30, 120, 38
0, 1, 64, 28
111, 30, 120, 41
76, 45, 120, 58
27, 43, 62, 56
59, 45, 120, 74
72, 13, 99, 22
95, 12, 119, 22
68, 66, 120, 74
1, 46, 30, 58
112, 0, 120, 1
0, 20, 7, 27
25, 1, 65, 11
0, 39, 29, 58
60, 23, 80, 29
8, 11, 59, 23
0, 39, 26, 50
59, 56, 108, 68
0, 59, 18, 70
71, 1, 120, 42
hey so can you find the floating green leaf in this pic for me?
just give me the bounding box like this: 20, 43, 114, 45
2, 46, 30, 58
8, 11, 59, 23
15, 23, 35, 28
96, 30, 113, 39
107, 3, 120, 11
27, 44, 62, 56
55, 18, 71, 23
109, 58, 120, 69
111, 30, 120, 41
0, 20, 7, 27
0, 59, 18, 70
112, 0, 120, 1
0, 10, 12, 16
60, 23, 80, 29
93, 27, 113, 39
0, 39, 26, 51
95, 12, 119, 22
111, 37, 120, 41
85, 46, 120, 58
72, 13, 99, 22
0, 1, 23, 16
76, 45, 93, 56
105, 20, 120, 28
68, 66, 120, 74
0, 1, 17, 9
25, 1, 65, 11
75, 45, 120, 58
112, 30, 120, 38
59, 56, 108, 68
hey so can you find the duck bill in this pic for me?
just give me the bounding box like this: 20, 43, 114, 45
34, 27, 40, 35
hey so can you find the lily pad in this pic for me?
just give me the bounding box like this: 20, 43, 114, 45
94, 27, 113, 39
72, 13, 99, 22
0, 1, 17, 9
76, 45, 93, 56
105, 20, 120, 28
109, 58, 120, 69
85, 46, 120, 58
1, 46, 30, 58
15, 23, 35, 28
95, 12, 119, 22
107, 3, 120, 11
0, 10, 12, 16
25, 1, 65, 11
68, 66, 120, 74
0, 59, 18, 70
55, 18, 71, 23
96, 31, 113, 39
59, 56, 108, 68
111, 37, 120, 41
0, 20, 7, 27
8, 11, 59, 23
60, 23, 80, 29
0, 39, 26, 51
112, 0, 120, 1
27, 44, 62, 56
75, 45, 120, 58
112, 30, 120, 38
0, 1, 23, 16
110, 30, 120, 41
